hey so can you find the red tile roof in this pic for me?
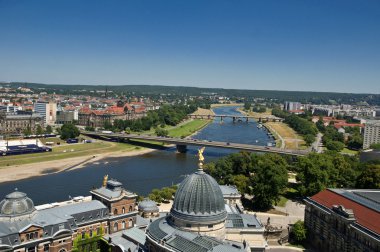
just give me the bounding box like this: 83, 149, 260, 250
311, 189, 380, 234
334, 122, 364, 129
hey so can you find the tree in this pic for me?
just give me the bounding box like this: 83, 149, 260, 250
291, 220, 307, 243
325, 141, 345, 152
251, 154, 288, 210
60, 123, 80, 140
304, 134, 315, 146
155, 128, 169, 137
231, 174, 250, 194
370, 143, 380, 150
85, 126, 95, 131
356, 164, 380, 189
36, 125, 44, 135
243, 102, 251, 111
347, 133, 363, 150
23, 125, 32, 136
45, 125, 53, 134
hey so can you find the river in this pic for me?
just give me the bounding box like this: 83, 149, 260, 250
0, 106, 274, 205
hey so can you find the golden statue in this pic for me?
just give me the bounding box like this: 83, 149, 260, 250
103, 174, 108, 187
197, 147, 205, 170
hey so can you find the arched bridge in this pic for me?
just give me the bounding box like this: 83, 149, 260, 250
188, 114, 284, 122
82, 131, 309, 156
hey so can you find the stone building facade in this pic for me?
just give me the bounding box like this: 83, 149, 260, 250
0, 112, 44, 135
304, 189, 380, 252
0, 178, 138, 252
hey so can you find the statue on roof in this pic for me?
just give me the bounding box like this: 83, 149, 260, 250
103, 174, 108, 187
197, 147, 205, 170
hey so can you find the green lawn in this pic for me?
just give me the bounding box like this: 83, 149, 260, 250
168, 119, 211, 138
0, 141, 137, 167
340, 148, 359, 155
276, 195, 288, 207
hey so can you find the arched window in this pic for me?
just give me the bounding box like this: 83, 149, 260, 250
122, 221, 126, 229
114, 208, 118, 215
122, 207, 125, 214
128, 219, 133, 227
113, 222, 118, 232
129, 205, 133, 212
59, 249, 67, 252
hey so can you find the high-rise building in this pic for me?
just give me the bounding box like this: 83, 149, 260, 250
34, 101, 57, 125
284, 101, 301, 111
363, 120, 380, 149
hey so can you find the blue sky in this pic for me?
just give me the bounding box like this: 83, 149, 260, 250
0, 0, 379, 93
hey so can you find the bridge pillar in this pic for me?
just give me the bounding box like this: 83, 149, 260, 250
220, 116, 223, 122
176, 144, 187, 153
233, 117, 236, 123
246, 117, 249, 123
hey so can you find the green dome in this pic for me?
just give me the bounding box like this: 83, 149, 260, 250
171, 171, 227, 224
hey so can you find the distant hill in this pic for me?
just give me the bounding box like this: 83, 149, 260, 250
5, 82, 380, 105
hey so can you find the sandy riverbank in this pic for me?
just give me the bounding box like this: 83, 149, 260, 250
0, 148, 156, 183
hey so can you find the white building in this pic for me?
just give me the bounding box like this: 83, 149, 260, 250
363, 120, 380, 149
34, 101, 57, 125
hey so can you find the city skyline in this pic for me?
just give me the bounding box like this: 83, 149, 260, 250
1, 0, 380, 93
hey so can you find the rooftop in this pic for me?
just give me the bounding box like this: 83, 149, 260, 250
310, 189, 380, 234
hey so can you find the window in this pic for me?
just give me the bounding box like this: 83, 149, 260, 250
122, 207, 125, 214
114, 222, 118, 232
129, 219, 133, 227
208, 225, 213, 228
186, 224, 191, 228
81, 232, 85, 239
43, 244, 49, 252
122, 221, 126, 229
129, 206, 133, 212
114, 209, 118, 215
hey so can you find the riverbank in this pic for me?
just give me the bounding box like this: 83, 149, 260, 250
211, 103, 243, 108
0, 145, 156, 183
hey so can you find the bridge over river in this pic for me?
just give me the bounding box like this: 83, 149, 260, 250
82, 131, 309, 156
188, 114, 284, 122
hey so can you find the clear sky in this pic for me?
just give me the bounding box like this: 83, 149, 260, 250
0, 0, 379, 93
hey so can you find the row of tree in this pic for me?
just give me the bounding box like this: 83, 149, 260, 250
272, 108, 318, 146
105, 103, 199, 132
203, 151, 380, 210
23, 125, 53, 136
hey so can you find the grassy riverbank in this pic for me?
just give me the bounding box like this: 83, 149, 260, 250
0, 141, 137, 167
168, 119, 211, 138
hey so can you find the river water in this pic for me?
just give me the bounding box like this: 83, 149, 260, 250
0, 106, 274, 205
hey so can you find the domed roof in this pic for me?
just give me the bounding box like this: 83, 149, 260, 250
170, 170, 227, 224
139, 199, 159, 212
0, 190, 35, 216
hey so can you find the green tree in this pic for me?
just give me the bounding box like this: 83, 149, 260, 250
155, 128, 169, 137
326, 141, 345, 152
23, 125, 32, 136
85, 126, 95, 131
36, 125, 44, 135
291, 220, 307, 243
296, 155, 329, 196
370, 143, 380, 150
243, 102, 251, 111
251, 154, 288, 210
347, 133, 363, 150
231, 174, 250, 194
356, 164, 380, 189
304, 134, 315, 146
60, 123, 80, 140
45, 125, 53, 134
